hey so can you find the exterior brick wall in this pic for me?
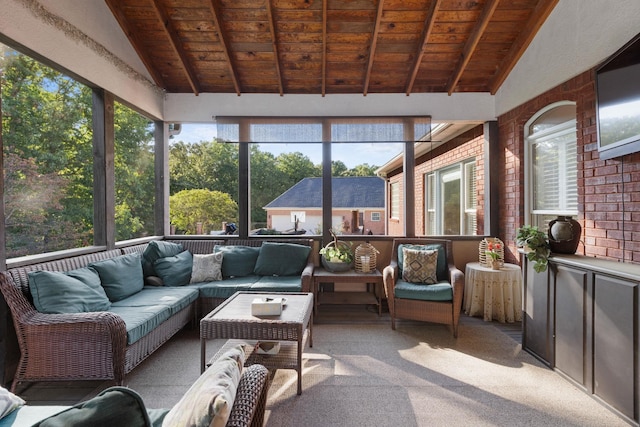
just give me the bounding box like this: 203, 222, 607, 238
498, 70, 640, 264
387, 127, 485, 236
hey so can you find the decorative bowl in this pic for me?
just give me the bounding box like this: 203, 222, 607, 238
321, 256, 352, 273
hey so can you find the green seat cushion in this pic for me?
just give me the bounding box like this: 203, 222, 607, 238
253, 242, 311, 276
214, 245, 260, 278
90, 253, 145, 302
394, 280, 453, 302
34, 386, 151, 427
153, 250, 193, 286
142, 240, 184, 277
28, 268, 111, 314
251, 275, 302, 292
109, 305, 173, 345
195, 276, 258, 299
398, 244, 448, 281
110, 287, 198, 316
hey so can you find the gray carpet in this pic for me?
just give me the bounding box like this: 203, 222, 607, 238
117, 317, 627, 427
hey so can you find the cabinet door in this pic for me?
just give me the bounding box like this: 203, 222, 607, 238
554, 264, 589, 388
593, 274, 637, 420
522, 257, 553, 364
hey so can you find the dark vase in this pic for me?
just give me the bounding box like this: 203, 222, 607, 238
548, 216, 581, 254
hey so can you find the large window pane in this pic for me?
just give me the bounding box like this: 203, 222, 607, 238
168, 124, 239, 235
114, 102, 155, 240
1, 44, 94, 257
332, 142, 400, 236
253, 143, 321, 235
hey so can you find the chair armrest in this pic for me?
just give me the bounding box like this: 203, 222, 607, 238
18, 311, 128, 385
300, 262, 314, 293
227, 364, 270, 427
382, 260, 398, 299
449, 266, 465, 312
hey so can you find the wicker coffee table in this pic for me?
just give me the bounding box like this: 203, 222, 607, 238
200, 291, 313, 395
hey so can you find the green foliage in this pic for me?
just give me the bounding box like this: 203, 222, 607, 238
516, 225, 550, 273
169, 189, 238, 234
2, 49, 95, 256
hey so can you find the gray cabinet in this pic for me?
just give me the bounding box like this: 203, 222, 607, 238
522, 254, 640, 424
522, 256, 553, 365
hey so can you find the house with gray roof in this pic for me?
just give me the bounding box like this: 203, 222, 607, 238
264, 176, 386, 235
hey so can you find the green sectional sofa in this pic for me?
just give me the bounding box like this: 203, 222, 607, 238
0, 238, 314, 392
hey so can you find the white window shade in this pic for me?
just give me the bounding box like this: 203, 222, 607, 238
215, 116, 431, 143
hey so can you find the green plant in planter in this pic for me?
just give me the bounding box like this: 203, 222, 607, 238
319, 230, 354, 264
516, 225, 550, 273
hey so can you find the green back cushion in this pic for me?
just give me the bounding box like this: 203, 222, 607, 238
254, 242, 311, 276
153, 250, 193, 286
90, 253, 144, 302
397, 244, 448, 282
142, 240, 184, 277
214, 245, 260, 278
35, 386, 151, 427
28, 268, 111, 314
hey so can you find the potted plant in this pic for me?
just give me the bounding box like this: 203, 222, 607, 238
319, 230, 354, 272
516, 225, 550, 273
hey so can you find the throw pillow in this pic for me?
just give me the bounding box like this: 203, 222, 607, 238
0, 387, 25, 420
142, 240, 184, 277
162, 344, 246, 427
214, 245, 260, 278
89, 253, 145, 302
154, 250, 194, 287
190, 252, 223, 283
28, 268, 112, 314
398, 243, 447, 281
253, 242, 311, 276
402, 247, 438, 284
36, 386, 151, 427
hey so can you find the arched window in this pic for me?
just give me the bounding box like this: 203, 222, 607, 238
524, 102, 578, 230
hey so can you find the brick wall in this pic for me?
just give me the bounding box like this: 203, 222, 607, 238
387, 127, 485, 236
498, 70, 640, 264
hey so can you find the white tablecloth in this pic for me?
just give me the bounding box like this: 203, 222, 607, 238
464, 262, 522, 323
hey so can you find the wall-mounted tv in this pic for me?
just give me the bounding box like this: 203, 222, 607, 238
596, 31, 640, 160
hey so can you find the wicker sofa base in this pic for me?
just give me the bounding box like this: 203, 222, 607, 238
1, 237, 315, 391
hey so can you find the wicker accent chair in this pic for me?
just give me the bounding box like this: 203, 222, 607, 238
383, 238, 464, 337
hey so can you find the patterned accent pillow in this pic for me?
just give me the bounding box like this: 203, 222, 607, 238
402, 247, 438, 284
190, 252, 224, 283
162, 345, 245, 427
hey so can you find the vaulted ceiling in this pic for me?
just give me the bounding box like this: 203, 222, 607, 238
105, 0, 558, 96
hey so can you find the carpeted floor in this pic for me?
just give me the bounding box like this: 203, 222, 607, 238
17, 315, 628, 426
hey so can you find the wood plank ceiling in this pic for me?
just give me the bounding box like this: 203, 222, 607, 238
105, 0, 558, 96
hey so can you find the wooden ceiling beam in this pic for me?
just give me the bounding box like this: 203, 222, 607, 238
208, 0, 242, 96
150, 0, 201, 95
489, 0, 559, 94
265, 0, 284, 96
104, 0, 167, 89
405, 0, 442, 96
363, 0, 385, 96
322, 0, 327, 97
446, 0, 500, 95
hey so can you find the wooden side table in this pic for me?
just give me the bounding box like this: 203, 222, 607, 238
312, 268, 383, 315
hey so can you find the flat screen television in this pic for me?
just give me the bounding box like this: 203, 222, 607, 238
596, 31, 640, 160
